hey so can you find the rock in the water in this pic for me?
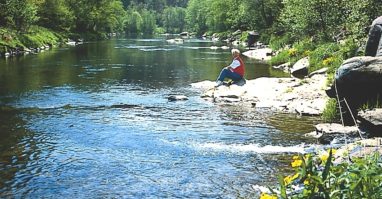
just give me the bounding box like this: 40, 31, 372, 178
291, 57, 309, 78
168, 95, 188, 101
306, 123, 360, 144
273, 62, 291, 73
242, 48, 273, 61
358, 108, 382, 136
192, 74, 328, 114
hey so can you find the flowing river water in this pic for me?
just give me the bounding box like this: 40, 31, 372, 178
0, 37, 319, 198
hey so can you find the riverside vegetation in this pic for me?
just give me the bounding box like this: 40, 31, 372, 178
2, 0, 382, 198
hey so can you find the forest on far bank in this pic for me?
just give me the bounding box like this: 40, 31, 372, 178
0, 0, 380, 41
1, 0, 382, 59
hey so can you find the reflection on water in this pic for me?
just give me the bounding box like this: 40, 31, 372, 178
1, 37, 314, 198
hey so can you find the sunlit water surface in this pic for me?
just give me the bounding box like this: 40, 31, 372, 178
0, 37, 319, 198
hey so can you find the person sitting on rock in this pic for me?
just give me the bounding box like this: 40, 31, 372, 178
215, 49, 245, 87
365, 16, 382, 57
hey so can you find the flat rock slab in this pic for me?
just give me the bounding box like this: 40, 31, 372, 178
305, 123, 360, 144
242, 48, 273, 61
192, 74, 329, 115
358, 109, 382, 126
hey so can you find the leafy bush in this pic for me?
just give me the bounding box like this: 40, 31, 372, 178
269, 34, 292, 50
266, 150, 382, 199
309, 43, 342, 73
293, 38, 315, 58
18, 26, 60, 48
269, 50, 290, 66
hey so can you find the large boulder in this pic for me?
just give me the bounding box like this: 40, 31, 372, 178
291, 57, 309, 78
326, 56, 382, 123
242, 48, 273, 61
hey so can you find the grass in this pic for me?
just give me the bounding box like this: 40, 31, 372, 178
358, 96, 382, 111
0, 26, 63, 54
322, 98, 340, 123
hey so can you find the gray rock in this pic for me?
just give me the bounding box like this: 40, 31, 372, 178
358, 108, 382, 135
306, 123, 360, 144
168, 95, 188, 102
326, 56, 382, 124
291, 57, 309, 78
308, 67, 328, 77
273, 62, 291, 73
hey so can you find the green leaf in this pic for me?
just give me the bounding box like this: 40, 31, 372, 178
278, 175, 287, 199
322, 148, 333, 180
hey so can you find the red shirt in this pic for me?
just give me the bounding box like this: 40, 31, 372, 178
231, 56, 245, 77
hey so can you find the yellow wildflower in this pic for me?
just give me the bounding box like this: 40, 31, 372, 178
323, 57, 334, 66
303, 174, 311, 185
303, 50, 311, 57
259, 193, 277, 199
284, 173, 299, 185
292, 155, 300, 160
320, 154, 329, 162
291, 159, 303, 168
329, 149, 337, 155
288, 48, 297, 56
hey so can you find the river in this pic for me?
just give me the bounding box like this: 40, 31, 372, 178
0, 37, 319, 198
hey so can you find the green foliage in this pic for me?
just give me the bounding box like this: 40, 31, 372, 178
269, 34, 292, 50
309, 43, 342, 73
18, 26, 61, 48
1, 0, 39, 32
273, 151, 382, 198
185, 0, 209, 35
292, 38, 315, 58
358, 96, 382, 111
322, 98, 340, 123
140, 9, 156, 34
269, 50, 290, 66
279, 0, 382, 43
0, 28, 25, 49
0, 26, 61, 52
37, 0, 74, 33
162, 7, 186, 33
269, 38, 315, 66
124, 8, 156, 35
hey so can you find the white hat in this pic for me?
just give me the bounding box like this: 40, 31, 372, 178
372, 16, 382, 26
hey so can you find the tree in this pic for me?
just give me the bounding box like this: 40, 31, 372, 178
279, 0, 382, 42
38, 0, 74, 32
1, 0, 39, 32
125, 9, 143, 34
140, 9, 156, 34
185, 0, 208, 35
67, 0, 126, 37
162, 7, 186, 33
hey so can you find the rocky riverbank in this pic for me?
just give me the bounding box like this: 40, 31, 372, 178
191, 73, 329, 116
191, 53, 382, 162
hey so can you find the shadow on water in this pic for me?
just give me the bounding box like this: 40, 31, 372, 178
0, 106, 41, 195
